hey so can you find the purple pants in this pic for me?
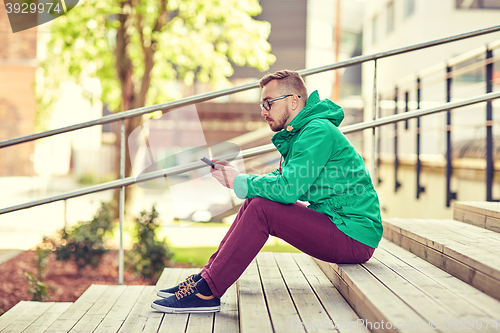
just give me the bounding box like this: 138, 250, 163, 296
201, 197, 375, 298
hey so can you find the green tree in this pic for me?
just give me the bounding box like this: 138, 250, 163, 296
37, 0, 275, 212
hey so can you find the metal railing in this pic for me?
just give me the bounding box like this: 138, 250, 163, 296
376, 37, 500, 204
2, 24, 500, 284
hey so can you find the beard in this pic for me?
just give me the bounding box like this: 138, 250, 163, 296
268, 106, 290, 132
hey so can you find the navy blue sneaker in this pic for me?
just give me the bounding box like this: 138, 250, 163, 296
157, 273, 201, 298
151, 280, 220, 313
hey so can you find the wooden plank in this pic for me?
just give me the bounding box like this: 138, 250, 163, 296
69, 285, 127, 333
0, 301, 38, 332
372, 245, 498, 332
274, 253, 332, 333
383, 219, 446, 253
93, 285, 146, 333
312, 260, 383, 332
23, 302, 72, 333
383, 219, 500, 281
117, 286, 155, 333
136, 268, 199, 333
257, 252, 304, 332
213, 282, 238, 333
384, 228, 500, 301
293, 253, 369, 333
454, 202, 500, 220
155, 304, 188, 333
486, 216, 500, 233
238, 258, 273, 333
1, 302, 53, 333
45, 284, 109, 333
360, 259, 456, 331
429, 219, 500, 243
453, 205, 500, 233
462, 211, 486, 228
185, 313, 214, 333
419, 224, 500, 261
156, 313, 188, 333
402, 219, 500, 272
133, 268, 183, 333
453, 208, 465, 223
166, 268, 209, 333
385, 218, 500, 249
379, 239, 500, 320
314, 259, 436, 333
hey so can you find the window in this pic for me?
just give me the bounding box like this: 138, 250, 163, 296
456, 0, 500, 9
386, 1, 395, 33
404, 0, 416, 18
372, 14, 379, 44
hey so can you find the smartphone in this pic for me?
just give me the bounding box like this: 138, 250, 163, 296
200, 157, 215, 168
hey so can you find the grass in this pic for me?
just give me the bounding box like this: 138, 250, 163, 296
170, 238, 302, 267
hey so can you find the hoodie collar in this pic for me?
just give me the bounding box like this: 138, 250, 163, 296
271, 90, 344, 154
272, 90, 321, 141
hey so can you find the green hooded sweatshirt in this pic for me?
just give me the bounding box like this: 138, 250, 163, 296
233, 90, 383, 249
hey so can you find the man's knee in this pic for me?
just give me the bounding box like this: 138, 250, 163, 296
247, 197, 276, 210
244, 197, 276, 220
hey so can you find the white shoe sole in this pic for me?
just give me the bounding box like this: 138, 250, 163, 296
151, 302, 220, 313
156, 291, 175, 298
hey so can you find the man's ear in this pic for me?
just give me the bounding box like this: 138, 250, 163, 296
292, 94, 300, 110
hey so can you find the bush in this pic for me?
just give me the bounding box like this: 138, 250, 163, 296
50, 202, 116, 270
25, 244, 51, 301
127, 205, 173, 281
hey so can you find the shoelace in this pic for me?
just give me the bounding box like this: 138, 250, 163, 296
175, 282, 196, 300
177, 274, 196, 289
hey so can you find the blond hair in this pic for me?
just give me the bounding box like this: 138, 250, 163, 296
259, 70, 307, 103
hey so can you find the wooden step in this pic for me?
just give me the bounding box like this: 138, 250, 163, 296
315, 238, 500, 333
383, 217, 500, 301
1, 253, 368, 332
0, 301, 71, 333
41, 284, 151, 333
454, 201, 500, 233
127, 267, 200, 333
127, 252, 368, 333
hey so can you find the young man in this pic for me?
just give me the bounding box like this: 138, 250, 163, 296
152, 70, 383, 313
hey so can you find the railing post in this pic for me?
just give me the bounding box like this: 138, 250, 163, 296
405, 91, 409, 130
377, 94, 382, 185
372, 59, 378, 184
394, 86, 401, 192
446, 65, 457, 207
119, 119, 125, 285
63, 199, 67, 229
416, 77, 425, 199
486, 47, 495, 202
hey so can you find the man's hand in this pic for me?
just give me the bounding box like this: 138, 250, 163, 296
210, 159, 241, 189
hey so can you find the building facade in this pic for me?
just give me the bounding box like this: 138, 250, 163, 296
0, 0, 37, 176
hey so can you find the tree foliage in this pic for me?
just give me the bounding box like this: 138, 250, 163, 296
37, 0, 276, 128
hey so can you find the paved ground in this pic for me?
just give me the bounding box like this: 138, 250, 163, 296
0, 249, 23, 265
